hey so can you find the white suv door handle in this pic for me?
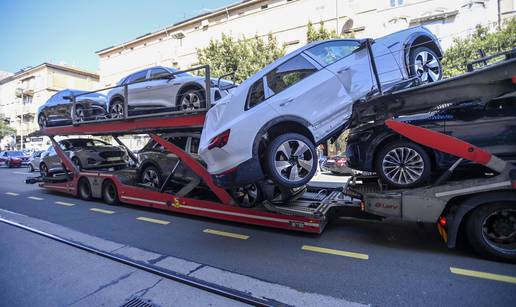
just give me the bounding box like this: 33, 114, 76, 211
279, 97, 294, 107
145, 86, 153, 89
337, 67, 350, 74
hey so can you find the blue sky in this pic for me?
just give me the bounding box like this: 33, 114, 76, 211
0, 0, 236, 73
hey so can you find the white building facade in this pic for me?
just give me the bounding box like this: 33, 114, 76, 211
0, 63, 99, 149
96, 0, 514, 87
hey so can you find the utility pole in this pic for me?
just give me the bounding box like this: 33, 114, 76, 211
20, 92, 24, 150
497, 0, 501, 30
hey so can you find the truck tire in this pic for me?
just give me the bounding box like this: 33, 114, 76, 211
78, 178, 93, 201
102, 179, 119, 205
466, 203, 516, 262
265, 133, 317, 188
375, 140, 431, 188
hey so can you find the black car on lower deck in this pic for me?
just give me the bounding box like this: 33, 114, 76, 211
346, 91, 516, 188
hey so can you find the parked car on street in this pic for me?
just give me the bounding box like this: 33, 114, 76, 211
40, 138, 127, 176
37, 89, 108, 129
200, 26, 442, 190
346, 91, 516, 188
0, 151, 27, 168
106, 66, 233, 118
27, 150, 46, 172
323, 153, 354, 175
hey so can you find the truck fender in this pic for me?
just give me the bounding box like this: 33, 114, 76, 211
445, 190, 516, 248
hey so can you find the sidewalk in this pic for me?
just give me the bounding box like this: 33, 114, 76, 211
0, 222, 245, 307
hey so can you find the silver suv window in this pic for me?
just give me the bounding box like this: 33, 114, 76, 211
125, 70, 148, 84
306, 40, 361, 66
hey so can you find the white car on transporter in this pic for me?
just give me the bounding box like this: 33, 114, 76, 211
200, 26, 442, 190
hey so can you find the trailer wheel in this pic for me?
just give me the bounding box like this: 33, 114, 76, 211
466, 203, 516, 262
102, 180, 119, 205
78, 178, 93, 201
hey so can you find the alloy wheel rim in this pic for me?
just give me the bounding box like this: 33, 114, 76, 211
482, 209, 516, 253
382, 147, 424, 185
181, 92, 201, 110
274, 140, 314, 182
39, 116, 47, 128
110, 102, 124, 119
235, 184, 258, 206
143, 169, 160, 188
75, 107, 84, 122
414, 51, 440, 83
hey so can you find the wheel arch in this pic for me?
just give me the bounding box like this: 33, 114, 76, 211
109, 94, 125, 106
442, 190, 516, 248
252, 117, 315, 157
138, 159, 162, 178
372, 134, 438, 172
175, 82, 205, 106
404, 33, 443, 70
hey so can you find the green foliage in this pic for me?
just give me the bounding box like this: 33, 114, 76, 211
0, 118, 14, 139
442, 18, 516, 77
306, 21, 341, 43
197, 33, 285, 83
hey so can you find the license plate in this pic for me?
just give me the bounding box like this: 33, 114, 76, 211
107, 157, 121, 161
326, 159, 335, 163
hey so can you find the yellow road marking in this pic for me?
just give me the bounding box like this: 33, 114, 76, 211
450, 267, 516, 284
136, 217, 170, 225
5, 192, 19, 196
203, 229, 249, 240
90, 208, 115, 214
55, 201, 76, 207
301, 245, 369, 260
27, 196, 43, 201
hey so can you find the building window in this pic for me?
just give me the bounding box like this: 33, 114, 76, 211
390, 0, 404, 7
23, 96, 33, 104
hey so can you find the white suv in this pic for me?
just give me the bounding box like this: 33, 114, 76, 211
200, 26, 442, 189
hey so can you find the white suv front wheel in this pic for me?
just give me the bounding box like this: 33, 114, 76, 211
265, 133, 317, 188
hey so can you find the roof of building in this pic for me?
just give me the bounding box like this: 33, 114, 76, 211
0, 63, 99, 85
95, 0, 260, 55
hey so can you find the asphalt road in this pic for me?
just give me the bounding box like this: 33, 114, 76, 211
0, 167, 515, 306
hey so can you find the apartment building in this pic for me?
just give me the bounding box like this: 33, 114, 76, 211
0, 63, 98, 149
96, 0, 514, 87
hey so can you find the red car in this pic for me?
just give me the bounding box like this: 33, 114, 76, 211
0, 151, 25, 168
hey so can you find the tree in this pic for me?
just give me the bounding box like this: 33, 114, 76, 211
306, 21, 341, 43
0, 118, 14, 139
442, 17, 516, 77
197, 33, 285, 83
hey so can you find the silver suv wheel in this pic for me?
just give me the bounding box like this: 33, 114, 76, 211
413, 49, 441, 83
181, 92, 202, 110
